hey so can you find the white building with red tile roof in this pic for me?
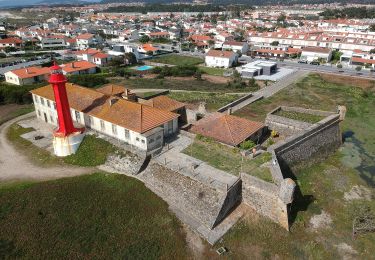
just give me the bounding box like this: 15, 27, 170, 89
205, 50, 238, 68
30, 83, 179, 152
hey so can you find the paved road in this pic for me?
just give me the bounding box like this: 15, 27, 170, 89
0, 58, 51, 75
228, 70, 308, 113
0, 113, 93, 182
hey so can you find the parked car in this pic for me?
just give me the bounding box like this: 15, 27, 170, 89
298, 60, 308, 64
310, 61, 320, 65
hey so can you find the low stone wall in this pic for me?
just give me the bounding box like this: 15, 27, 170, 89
241, 173, 289, 230
265, 106, 336, 137
271, 113, 342, 171
217, 93, 254, 113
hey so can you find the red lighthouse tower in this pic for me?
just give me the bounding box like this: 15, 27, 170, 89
49, 62, 85, 156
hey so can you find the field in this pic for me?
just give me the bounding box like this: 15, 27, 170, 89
151, 54, 204, 66
183, 139, 273, 182
215, 73, 375, 258
274, 110, 324, 124
0, 104, 34, 125
0, 173, 188, 259
199, 66, 226, 76
112, 77, 254, 93
168, 92, 243, 111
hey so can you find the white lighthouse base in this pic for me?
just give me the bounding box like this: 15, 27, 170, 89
53, 132, 85, 157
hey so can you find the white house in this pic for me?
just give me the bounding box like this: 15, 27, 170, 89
4, 67, 50, 86
39, 35, 66, 49
76, 33, 102, 50
205, 50, 238, 68
300, 47, 332, 62
222, 41, 249, 54
30, 83, 179, 152
4, 61, 97, 85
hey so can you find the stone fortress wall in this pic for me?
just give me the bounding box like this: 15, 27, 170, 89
240, 106, 345, 230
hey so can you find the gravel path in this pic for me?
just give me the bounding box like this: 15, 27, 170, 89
0, 113, 93, 182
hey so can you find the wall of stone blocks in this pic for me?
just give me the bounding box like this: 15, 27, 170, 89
272, 114, 342, 169
241, 173, 289, 230
265, 114, 312, 136
213, 178, 242, 228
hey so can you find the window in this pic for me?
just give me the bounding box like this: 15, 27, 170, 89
168, 121, 173, 134
149, 138, 154, 144
141, 139, 145, 144
125, 129, 130, 139
40, 98, 45, 106
100, 120, 105, 131
32, 95, 37, 104
136, 137, 140, 141
88, 116, 93, 126
37, 110, 41, 117
53, 102, 56, 110
75, 111, 81, 122
156, 135, 161, 140
112, 124, 117, 135
47, 100, 50, 108
50, 116, 54, 123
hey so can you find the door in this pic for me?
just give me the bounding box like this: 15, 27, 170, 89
43, 113, 48, 123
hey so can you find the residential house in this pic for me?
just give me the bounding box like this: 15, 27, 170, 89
76, 33, 102, 50
205, 50, 238, 68
4, 67, 50, 86
300, 47, 332, 62
222, 41, 249, 54
39, 35, 66, 49
0, 37, 23, 50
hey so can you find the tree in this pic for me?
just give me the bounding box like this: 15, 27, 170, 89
124, 52, 137, 65
271, 41, 279, 46
146, 50, 153, 56
194, 70, 202, 81
337, 63, 343, 70
355, 66, 362, 74
4, 46, 17, 53
139, 35, 150, 44
207, 39, 215, 46
370, 24, 375, 32
108, 56, 124, 67
370, 49, 375, 54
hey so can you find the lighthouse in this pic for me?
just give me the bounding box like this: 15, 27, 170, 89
49, 62, 85, 157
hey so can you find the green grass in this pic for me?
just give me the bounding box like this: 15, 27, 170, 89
168, 92, 243, 111
112, 77, 253, 93
63, 135, 120, 166
199, 66, 225, 76
274, 110, 325, 124
0, 173, 188, 259
183, 139, 273, 182
7, 124, 123, 167
151, 54, 203, 66
0, 105, 34, 125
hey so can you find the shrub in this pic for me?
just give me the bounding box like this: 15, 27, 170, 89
271, 130, 279, 138
240, 140, 256, 150
68, 74, 111, 88
267, 138, 275, 147
0, 82, 44, 104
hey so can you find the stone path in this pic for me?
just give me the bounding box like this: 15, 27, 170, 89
227, 70, 309, 113
0, 113, 93, 182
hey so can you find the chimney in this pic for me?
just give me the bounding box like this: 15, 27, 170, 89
109, 98, 117, 107
25, 68, 29, 74
72, 62, 75, 68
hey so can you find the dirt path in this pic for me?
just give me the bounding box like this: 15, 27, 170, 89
0, 113, 94, 182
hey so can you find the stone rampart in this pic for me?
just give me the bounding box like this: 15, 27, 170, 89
270, 113, 342, 170
241, 173, 290, 230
